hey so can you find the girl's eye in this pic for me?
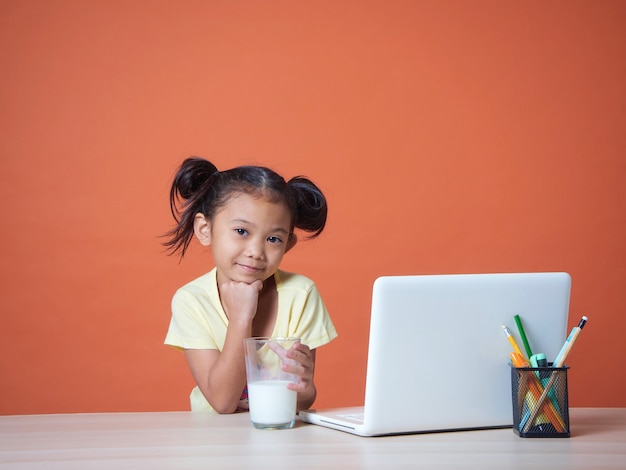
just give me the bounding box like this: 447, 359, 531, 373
267, 236, 283, 244
235, 228, 248, 236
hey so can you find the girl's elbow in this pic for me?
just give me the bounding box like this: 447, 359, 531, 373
200, 384, 240, 414
210, 399, 239, 414
213, 405, 238, 414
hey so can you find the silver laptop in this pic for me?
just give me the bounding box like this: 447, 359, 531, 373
300, 272, 571, 436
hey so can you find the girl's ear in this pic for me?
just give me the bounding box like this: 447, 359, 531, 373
194, 213, 212, 246
285, 233, 298, 254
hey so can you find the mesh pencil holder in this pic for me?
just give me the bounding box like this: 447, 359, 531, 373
510, 364, 570, 438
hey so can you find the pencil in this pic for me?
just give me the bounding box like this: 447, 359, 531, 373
502, 325, 525, 358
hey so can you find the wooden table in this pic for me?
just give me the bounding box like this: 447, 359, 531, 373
1, 408, 625, 469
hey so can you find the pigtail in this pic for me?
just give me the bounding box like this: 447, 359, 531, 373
169, 157, 218, 219
288, 176, 328, 239
164, 157, 219, 257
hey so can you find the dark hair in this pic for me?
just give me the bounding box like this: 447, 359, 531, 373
163, 157, 328, 258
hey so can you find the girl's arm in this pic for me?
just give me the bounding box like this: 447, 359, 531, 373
183, 324, 249, 413
184, 280, 262, 414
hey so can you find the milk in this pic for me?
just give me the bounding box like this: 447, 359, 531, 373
248, 380, 297, 426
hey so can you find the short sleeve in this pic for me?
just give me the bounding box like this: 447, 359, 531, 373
164, 270, 227, 351
275, 271, 338, 350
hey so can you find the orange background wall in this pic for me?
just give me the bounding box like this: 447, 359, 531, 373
1, 1, 625, 415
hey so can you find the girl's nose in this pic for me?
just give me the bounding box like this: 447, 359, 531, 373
245, 238, 265, 259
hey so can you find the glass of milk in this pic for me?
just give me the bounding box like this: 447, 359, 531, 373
243, 337, 300, 429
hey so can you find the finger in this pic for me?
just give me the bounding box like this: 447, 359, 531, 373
281, 359, 312, 381
292, 342, 308, 352
286, 345, 311, 365
286, 381, 306, 392
267, 341, 287, 359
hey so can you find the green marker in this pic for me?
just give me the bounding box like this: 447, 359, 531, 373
514, 314, 533, 358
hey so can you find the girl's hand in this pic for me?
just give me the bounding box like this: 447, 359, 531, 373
281, 342, 317, 409
218, 280, 263, 326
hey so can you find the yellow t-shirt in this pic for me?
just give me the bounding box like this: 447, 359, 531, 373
164, 268, 338, 411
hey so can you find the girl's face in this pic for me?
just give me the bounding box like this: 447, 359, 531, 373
197, 192, 294, 286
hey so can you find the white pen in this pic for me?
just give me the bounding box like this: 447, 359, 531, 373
553, 315, 588, 367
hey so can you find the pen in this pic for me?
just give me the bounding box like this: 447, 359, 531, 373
522, 315, 589, 433
514, 314, 533, 358
502, 325, 525, 358
553, 316, 588, 367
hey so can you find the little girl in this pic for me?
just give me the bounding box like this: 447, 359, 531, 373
163, 157, 337, 413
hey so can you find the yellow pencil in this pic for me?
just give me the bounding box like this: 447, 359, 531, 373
502, 325, 525, 358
